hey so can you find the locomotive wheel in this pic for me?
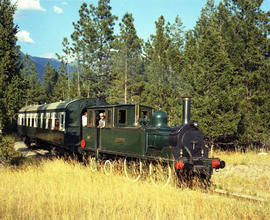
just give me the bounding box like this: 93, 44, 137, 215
90, 157, 98, 172
50, 146, 57, 157
124, 158, 142, 183
149, 162, 171, 188
104, 160, 113, 176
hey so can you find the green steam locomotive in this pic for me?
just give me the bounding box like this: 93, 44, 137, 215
17, 97, 225, 183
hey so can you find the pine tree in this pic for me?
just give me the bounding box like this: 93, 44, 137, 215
108, 13, 144, 104
42, 62, 58, 103
27, 64, 42, 104
61, 0, 117, 100
56, 38, 71, 98
0, 0, 25, 132
142, 16, 185, 125
21, 54, 42, 105
217, 0, 270, 146
52, 61, 70, 101
182, 0, 241, 146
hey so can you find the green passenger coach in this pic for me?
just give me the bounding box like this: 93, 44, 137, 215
18, 98, 107, 152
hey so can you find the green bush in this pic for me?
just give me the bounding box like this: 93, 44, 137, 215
0, 135, 23, 165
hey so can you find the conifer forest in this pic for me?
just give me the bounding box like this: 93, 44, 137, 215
0, 0, 269, 149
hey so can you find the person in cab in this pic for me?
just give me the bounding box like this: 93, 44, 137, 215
97, 112, 105, 128
82, 111, 87, 127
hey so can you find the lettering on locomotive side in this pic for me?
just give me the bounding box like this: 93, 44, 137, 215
115, 138, 125, 143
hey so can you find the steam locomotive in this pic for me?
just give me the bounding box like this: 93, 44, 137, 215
17, 97, 225, 182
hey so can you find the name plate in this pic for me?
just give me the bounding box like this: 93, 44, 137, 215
115, 138, 125, 143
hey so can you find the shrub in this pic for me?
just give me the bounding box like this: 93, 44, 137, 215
0, 135, 23, 165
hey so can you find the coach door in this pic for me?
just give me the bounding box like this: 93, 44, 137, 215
82, 109, 96, 151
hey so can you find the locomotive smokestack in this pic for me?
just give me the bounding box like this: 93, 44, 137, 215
182, 97, 191, 125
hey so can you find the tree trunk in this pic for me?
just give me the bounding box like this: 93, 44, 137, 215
125, 52, 128, 104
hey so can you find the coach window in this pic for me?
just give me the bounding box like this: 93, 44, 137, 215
118, 109, 127, 124
20, 114, 23, 126
48, 113, 52, 129
30, 114, 33, 127
43, 113, 46, 129
44, 113, 47, 129
21, 114, 23, 126
45, 113, 49, 129
51, 112, 55, 130
17, 114, 20, 126
59, 112, 65, 131
40, 113, 44, 128
31, 114, 34, 127
23, 114, 25, 126
54, 113, 60, 130
37, 113, 40, 128
55, 118, 59, 130
26, 114, 28, 126
34, 113, 37, 127
27, 114, 30, 127
29, 114, 32, 127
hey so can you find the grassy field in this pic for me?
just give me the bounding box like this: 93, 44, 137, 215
0, 150, 269, 219
212, 150, 270, 200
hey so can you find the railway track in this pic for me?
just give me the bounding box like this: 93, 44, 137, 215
14, 141, 50, 158
204, 187, 270, 204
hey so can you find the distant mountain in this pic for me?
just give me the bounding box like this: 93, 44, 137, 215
20, 52, 62, 80
31, 56, 62, 80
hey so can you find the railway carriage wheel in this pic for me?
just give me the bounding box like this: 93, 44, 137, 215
124, 158, 142, 183
149, 162, 171, 188
103, 160, 113, 176
23, 136, 30, 147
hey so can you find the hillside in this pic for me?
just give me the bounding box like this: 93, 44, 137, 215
20, 52, 62, 80
31, 56, 62, 80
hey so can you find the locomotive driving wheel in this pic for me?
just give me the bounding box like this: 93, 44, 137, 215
103, 160, 113, 176
89, 157, 99, 172
149, 161, 171, 188
124, 158, 142, 183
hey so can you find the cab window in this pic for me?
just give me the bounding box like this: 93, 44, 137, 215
118, 109, 127, 124
87, 110, 93, 127
106, 110, 112, 128
141, 110, 149, 119
95, 110, 106, 128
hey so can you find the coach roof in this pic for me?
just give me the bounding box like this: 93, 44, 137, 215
19, 100, 78, 113
19, 98, 107, 113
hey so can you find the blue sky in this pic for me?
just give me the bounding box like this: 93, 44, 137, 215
13, 0, 269, 59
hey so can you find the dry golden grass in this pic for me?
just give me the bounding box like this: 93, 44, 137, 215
212, 150, 270, 200
0, 151, 269, 220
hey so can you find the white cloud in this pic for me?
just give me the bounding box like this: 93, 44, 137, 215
61, 2, 68, 6
16, 30, 35, 44
12, 0, 45, 11
53, 6, 64, 14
